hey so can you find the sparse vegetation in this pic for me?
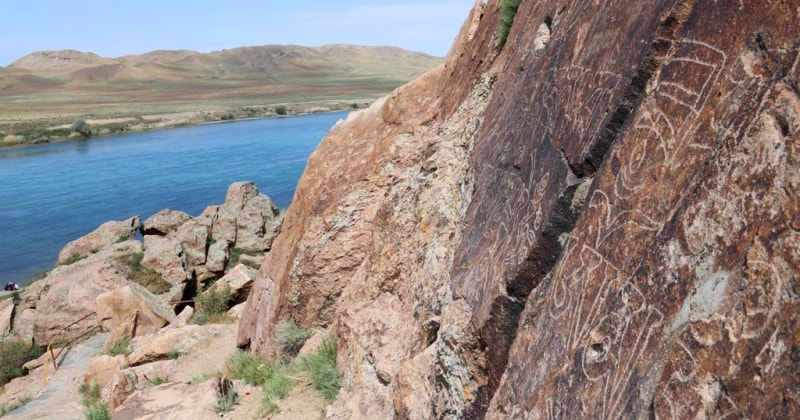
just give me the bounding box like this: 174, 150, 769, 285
105, 337, 131, 356
0, 291, 20, 303
274, 321, 312, 357
225, 332, 342, 414
115, 252, 171, 294
147, 375, 170, 386
167, 348, 182, 360
299, 334, 341, 402
190, 371, 221, 385
59, 253, 87, 266
0, 340, 44, 386
214, 383, 239, 414
191, 285, 233, 325
78, 382, 110, 420
195, 285, 232, 315
497, 0, 522, 47
227, 247, 262, 270
0, 396, 32, 417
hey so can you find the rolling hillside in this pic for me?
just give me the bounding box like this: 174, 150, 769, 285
0, 45, 443, 146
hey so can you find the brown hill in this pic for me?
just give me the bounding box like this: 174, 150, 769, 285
0, 45, 443, 146
4, 45, 440, 92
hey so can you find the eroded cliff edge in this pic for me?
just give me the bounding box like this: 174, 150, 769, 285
239, 0, 800, 418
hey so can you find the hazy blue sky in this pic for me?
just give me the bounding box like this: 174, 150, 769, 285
0, 0, 476, 66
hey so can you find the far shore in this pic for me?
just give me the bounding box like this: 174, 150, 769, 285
0, 98, 374, 150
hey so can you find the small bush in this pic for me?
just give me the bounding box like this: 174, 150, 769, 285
79, 382, 110, 420
70, 119, 92, 138
225, 350, 273, 386
167, 348, 182, 360
262, 364, 293, 413
0, 341, 44, 386
497, 0, 522, 47
59, 253, 87, 266
299, 334, 341, 402
225, 334, 342, 414
274, 321, 312, 357
214, 384, 239, 414
116, 252, 171, 294
148, 375, 170, 386
105, 337, 131, 356
226, 247, 261, 270
195, 285, 232, 316
274, 105, 288, 115
0, 291, 20, 303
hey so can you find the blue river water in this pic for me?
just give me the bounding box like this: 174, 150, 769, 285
0, 111, 349, 285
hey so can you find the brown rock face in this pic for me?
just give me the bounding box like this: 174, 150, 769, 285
240, 0, 800, 418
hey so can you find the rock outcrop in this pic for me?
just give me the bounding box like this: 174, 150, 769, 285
140, 181, 281, 289
56, 216, 140, 264
239, 0, 800, 418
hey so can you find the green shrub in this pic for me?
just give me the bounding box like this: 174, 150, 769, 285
298, 334, 341, 402
0, 291, 20, 303
226, 247, 262, 270
59, 253, 87, 266
148, 375, 170, 386
497, 0, 522, 47
21, 127, 72, 142
274, 105, 288, 115
105, 337, 131, 356
0, 341, 44, 386
79, 382, 110, 420
167, 348, 182, 360
262, 364, 293, 413
195, 285, 232, 316
214, 389, 238, 414
225, 333, 342, 413
116, 252, 171, 294
225, 350, 274, 386
274, 321, 312, 357
70, 119, 92, 138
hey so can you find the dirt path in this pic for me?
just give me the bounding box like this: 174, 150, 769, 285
4, 333, 107, 419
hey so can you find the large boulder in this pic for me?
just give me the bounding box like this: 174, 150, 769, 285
57, 216, 140, 264
84, 354, 127, 389
219, 181, 282, 252
140, 209, 192, 236
96, 283, 175, 350
239, 0, 800, 418
141, 235, 187, 284
31, 241, 141, 344
104, 360, 180, 411
213, 263, 256, 305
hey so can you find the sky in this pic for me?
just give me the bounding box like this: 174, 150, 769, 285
0, 0, 476, 67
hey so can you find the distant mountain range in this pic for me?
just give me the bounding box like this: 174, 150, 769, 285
0, 44, 442, 100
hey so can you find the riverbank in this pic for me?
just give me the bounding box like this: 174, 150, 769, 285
0, 98, 372, 150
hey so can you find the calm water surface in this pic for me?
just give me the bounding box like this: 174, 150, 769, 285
0, 111, 348, 285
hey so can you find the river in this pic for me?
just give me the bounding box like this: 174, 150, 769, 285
0, 111, 349, 285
